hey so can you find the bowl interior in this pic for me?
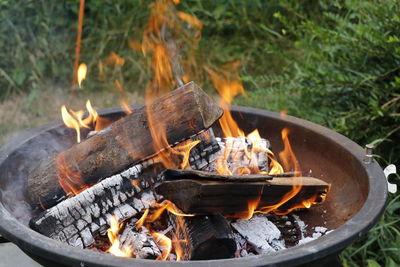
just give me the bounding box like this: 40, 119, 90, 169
0, 106, 378, 266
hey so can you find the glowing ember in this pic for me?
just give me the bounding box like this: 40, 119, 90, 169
107, 216, 133, 257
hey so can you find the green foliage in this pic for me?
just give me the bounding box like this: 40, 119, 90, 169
0, 0, 150, 99
238, 0, 400, 167
235, 1, 400, 265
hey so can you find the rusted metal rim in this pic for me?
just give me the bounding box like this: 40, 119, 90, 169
0, 105, 387, 267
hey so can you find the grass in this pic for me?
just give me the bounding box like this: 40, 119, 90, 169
0, 0, 399, 266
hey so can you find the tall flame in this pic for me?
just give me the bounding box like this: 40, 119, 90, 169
203, 60, 321, 218
205, 62, 285, 178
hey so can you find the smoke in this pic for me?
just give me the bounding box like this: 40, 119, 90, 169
0, 123, 78, 225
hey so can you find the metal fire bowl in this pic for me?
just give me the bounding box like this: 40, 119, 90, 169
0, 106, 387, 266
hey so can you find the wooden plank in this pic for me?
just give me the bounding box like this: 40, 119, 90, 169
156, 177, 329, 215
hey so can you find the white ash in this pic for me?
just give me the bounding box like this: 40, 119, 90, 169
119, 219, 161, 259
292, 214, 307, 239
297, 226, 328, 245
231, 214, 285, 254
293, 215, 330, 246
232, 214, 332, 257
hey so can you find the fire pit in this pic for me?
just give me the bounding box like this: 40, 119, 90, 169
0, 105, 387, 266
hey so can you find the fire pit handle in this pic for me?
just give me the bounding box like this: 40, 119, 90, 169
363, 144, 374, 164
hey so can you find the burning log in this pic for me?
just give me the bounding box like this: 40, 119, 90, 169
27, 82, 223, 206
169, 214, 236, 260
156, 172, 329, 215
29, 132, 221, 248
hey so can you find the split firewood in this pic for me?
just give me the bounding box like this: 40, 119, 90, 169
156, 175, 329, 215
169, 214, 236, 260
27, 81, 223, 206
29, 133, 221, 248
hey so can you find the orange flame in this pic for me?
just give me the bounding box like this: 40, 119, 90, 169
204, 61, 245, 138
60, 100, 98, 143
61, 105, 82, 143
204, 60, 325, 218
278, 128, 300, 174
205, 62, 284, 177
145, 200, 194, 223
56, 152, 86, 196
77, 63, 87, 88
107, 216, 133, 257
60, 100, 113, 143
114, 80, 133, 115
151, 232, 172, 260
172, 215, 187, 261
136, 208, 149, 228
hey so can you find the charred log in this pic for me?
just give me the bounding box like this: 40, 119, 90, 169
29, 161, 160, 248
27, 82, 223, 205
169, 214, 236, 260
29, 134, 221, 248
162, 169, 300, 183
156, 177, 329, 215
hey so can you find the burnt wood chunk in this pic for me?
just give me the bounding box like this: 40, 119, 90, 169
156, 177, 329, 215
118, 219, 161, 259
170, 214, 236, 260
27, 82, 223, 205
29, 160, 161, 248
231, 214, 285, 254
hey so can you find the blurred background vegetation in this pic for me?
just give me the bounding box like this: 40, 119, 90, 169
0, 0, 399, 266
